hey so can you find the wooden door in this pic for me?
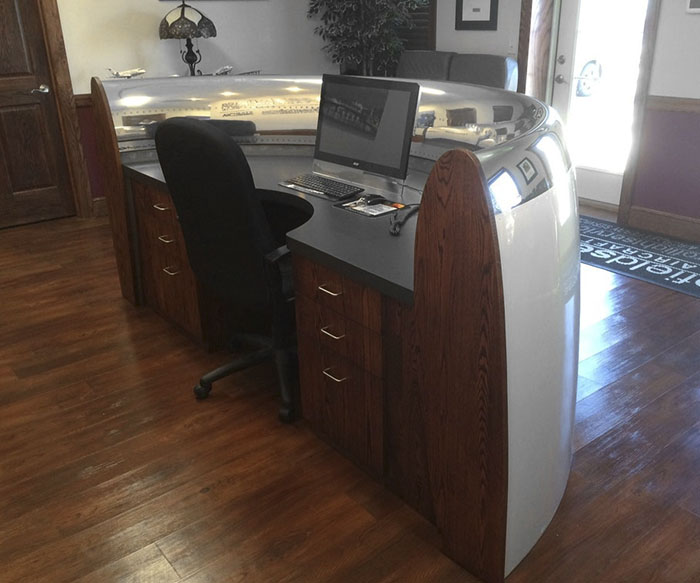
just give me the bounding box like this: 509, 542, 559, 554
0, 0, 75, 228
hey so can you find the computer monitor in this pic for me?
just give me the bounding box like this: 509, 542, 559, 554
314, 75, 420, 180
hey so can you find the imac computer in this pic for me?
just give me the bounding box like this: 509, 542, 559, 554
282, 74, 420, 200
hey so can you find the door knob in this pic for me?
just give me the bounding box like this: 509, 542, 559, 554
30, 84, 50, 95
554, 74, 567, 84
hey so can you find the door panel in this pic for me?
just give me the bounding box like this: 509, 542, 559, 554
0, 0, 75, 228
0, 2, 31, 75
550, 0, 649, 205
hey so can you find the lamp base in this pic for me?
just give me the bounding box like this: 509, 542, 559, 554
181, 37, 202, 76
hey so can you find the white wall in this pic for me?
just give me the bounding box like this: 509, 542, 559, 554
57, 0, 335, 94
436, 0, 522, 57
649, 0, 700, 98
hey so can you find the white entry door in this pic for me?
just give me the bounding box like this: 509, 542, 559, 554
551, 0, 649, 205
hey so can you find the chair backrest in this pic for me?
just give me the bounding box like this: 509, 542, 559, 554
447, 54, 519, 91
396, 50, 455, 80
155, 117, 277, 309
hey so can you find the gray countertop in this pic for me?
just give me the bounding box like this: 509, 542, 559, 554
124, 152, 418, 304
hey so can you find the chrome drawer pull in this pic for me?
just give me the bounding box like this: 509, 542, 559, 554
158, 235, 175, 244
322, 367, 347, 383
320, 326, 345, 341
162, 266, 180, 276
153, 203, 170, 211
318, 283, 342, 297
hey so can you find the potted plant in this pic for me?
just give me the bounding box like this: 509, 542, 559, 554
307, 0, 429, 76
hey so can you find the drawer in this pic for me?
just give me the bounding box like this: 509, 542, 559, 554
292, 254, 381, 332
132, 179, 203, 338
132, 180, 178, 222
296, 294, 382, 377
298, 334, 383, 475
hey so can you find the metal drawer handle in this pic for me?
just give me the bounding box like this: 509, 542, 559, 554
158, 235, 175, 244
162, 266, 180, 276
322, 367, 348, 383
318, 283, 342, 297
153, 203, 170, 211
320, 326, 345, 341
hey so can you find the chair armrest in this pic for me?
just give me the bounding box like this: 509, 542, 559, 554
265, 244, 290, 265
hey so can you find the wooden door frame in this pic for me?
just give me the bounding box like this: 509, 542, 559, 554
518, 0, 662, 223
35, 0, 92, 218
616, 0, 662, 226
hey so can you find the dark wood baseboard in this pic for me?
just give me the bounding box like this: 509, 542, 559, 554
627, 205, 700, 243
578, 198, 618, 222
92, 196, 108, 217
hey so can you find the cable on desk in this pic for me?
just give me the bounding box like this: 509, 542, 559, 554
389, 204, 420, 236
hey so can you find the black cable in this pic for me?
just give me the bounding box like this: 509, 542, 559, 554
389, 204, 420, 236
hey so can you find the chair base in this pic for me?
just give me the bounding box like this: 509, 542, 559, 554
193, 333, 299, 423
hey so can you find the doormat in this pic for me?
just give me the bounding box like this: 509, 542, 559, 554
579, 215, 700, 299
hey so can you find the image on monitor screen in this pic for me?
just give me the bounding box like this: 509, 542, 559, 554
315, 75, 420, 180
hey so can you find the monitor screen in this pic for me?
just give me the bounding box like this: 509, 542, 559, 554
314, 75, 420, 180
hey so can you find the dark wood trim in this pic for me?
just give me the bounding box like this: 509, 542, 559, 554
646, 94, 700, 113
91, 77, 139, 305
91, 196, 108, 217
517, 0, 533, 94
74, 93, 93, 109
517, 0, 558, 101
627, 206, 700, 243
38, 0, 93, 218
617, 0, 662, 227
386, 149, 508, 583
428, 0, 437, 50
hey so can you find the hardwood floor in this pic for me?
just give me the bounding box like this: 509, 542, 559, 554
1, 217, 699, 582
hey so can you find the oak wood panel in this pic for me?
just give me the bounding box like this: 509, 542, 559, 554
297, 330, 383, 476
91, 77, 138, 304
132, 179, 203, 340
293, 254, 382, 332
392, 149, 508, 582
295, 293, 382, 377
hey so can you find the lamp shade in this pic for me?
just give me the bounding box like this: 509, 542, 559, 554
159, 2, 217, 40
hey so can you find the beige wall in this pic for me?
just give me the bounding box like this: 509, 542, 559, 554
649, 0, 700, 98
57, 0, 335, 94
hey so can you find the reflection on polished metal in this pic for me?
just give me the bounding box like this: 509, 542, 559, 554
159, 0, 217, 76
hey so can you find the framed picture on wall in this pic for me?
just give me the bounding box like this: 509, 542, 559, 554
688, 0, 700, 13
455, 0, 498, 30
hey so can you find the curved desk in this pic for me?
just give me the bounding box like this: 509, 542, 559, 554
97, 75, 580, 583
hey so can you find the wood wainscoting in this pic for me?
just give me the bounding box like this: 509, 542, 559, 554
74, 93, 108, 217
618, 95, 700, 243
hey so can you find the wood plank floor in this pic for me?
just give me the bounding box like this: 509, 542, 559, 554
1, 217, 699, 582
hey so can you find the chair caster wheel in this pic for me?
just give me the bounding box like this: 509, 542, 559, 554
194, 382, 212, 400
278, 406, 295, 424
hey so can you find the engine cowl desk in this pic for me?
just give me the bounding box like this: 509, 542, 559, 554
95, 75, 580, 583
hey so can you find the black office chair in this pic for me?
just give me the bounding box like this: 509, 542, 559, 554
154, 117, 312, 422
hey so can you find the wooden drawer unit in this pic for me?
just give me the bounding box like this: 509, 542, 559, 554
293, 254, 382, 332
296, 294, 382, 377
131, 178, 203, 339
297, 337, 383, 474
293, 254, 383, 474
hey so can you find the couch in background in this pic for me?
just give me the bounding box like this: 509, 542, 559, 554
396, 50, 518, 91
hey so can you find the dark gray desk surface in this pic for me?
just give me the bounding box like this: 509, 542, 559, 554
124, 152, 418, 304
